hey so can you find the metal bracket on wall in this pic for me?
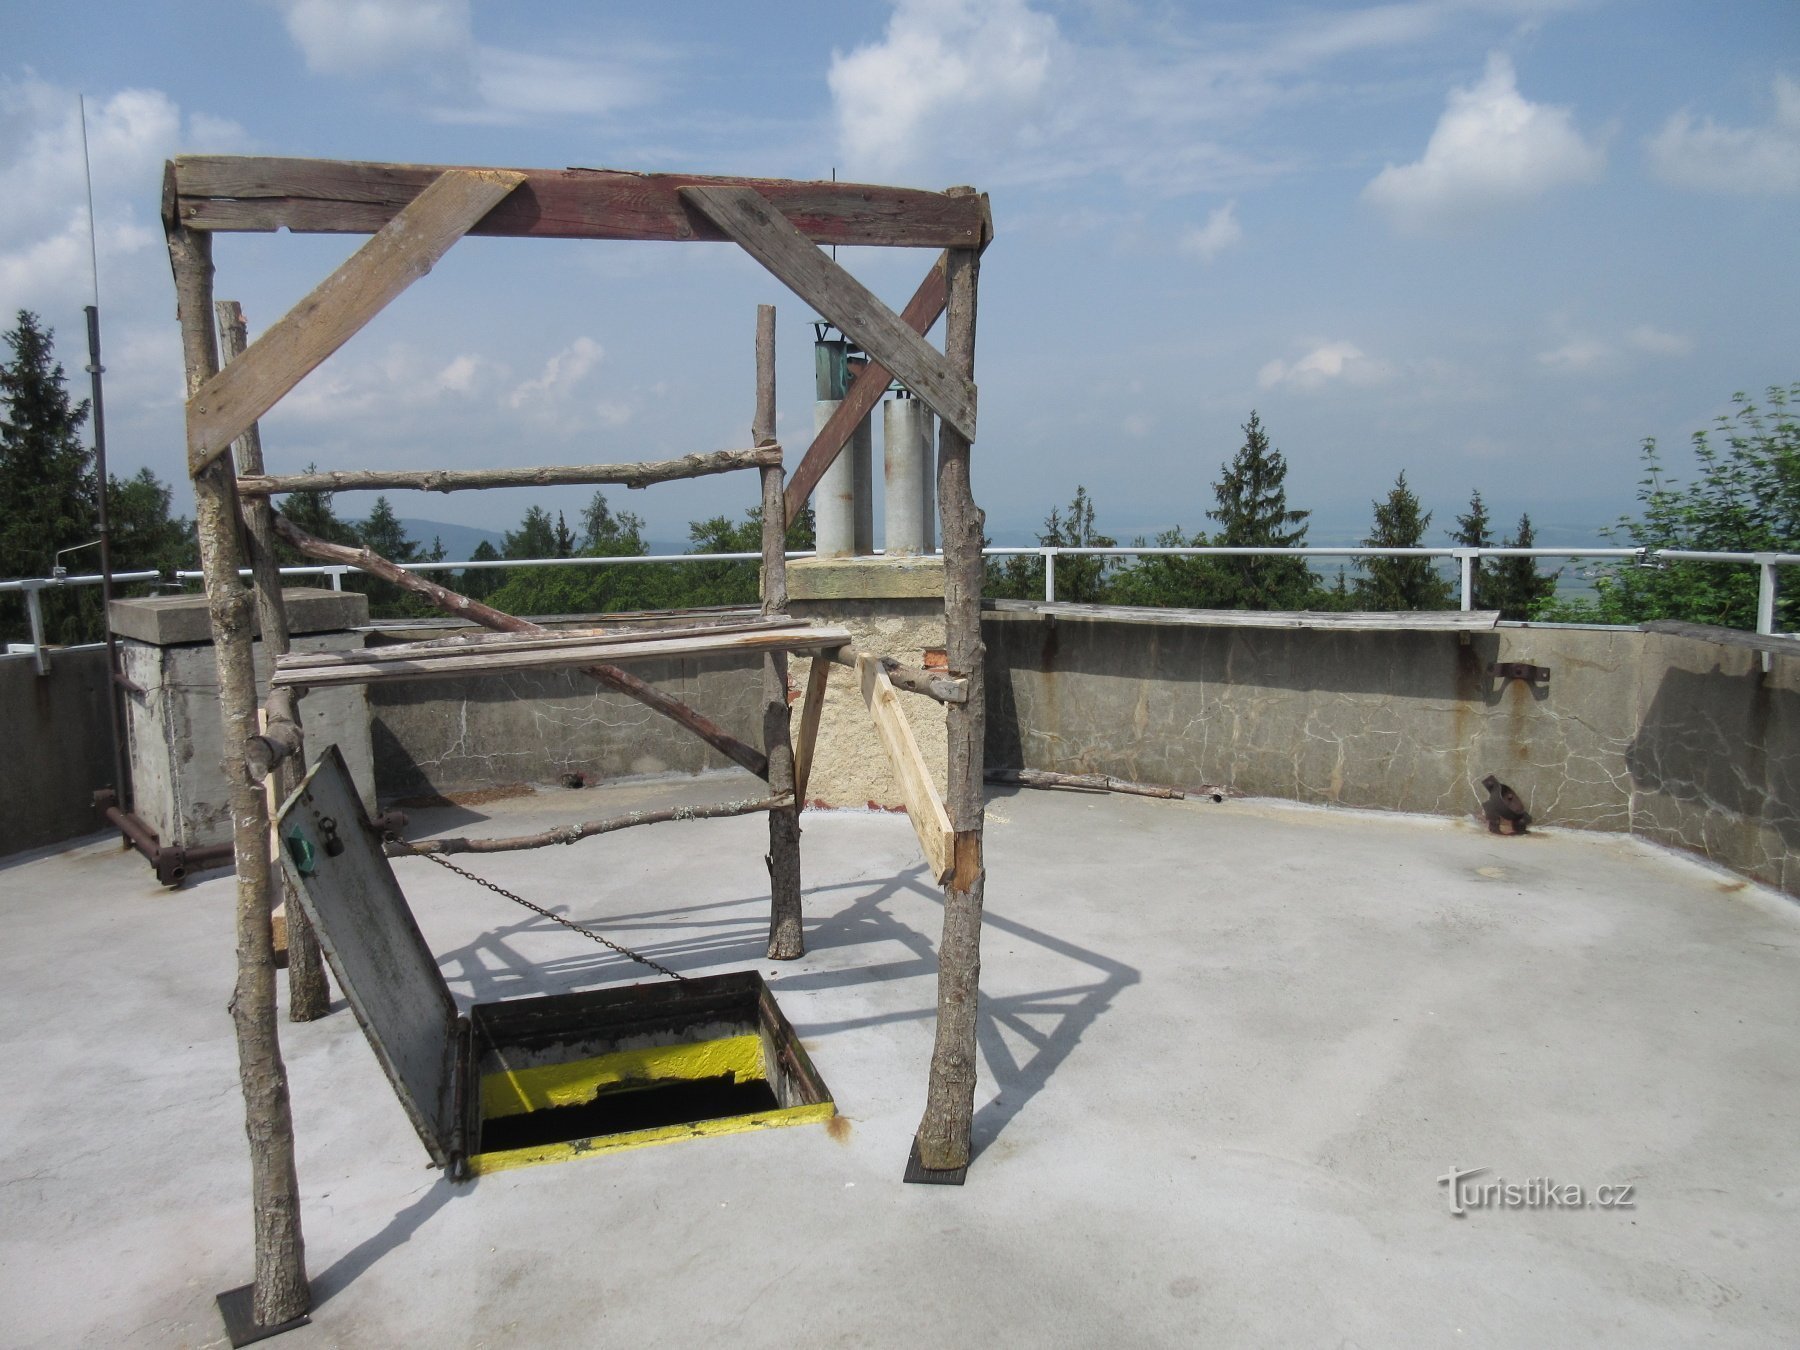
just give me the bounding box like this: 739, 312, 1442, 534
1489, 661, 1550, 686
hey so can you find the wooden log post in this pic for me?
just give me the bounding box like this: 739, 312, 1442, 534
913, 232, 987, 1179
218, 300, 329, 1022
756, 304, 804, 960
167, 222, 310, 1326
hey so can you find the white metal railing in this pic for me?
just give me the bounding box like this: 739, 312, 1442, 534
9, 546, 1796, 675
0, 569, 161, 674
981, 545, 1799, 635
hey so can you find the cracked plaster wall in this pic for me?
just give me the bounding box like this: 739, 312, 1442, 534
984, 610, 1799, 897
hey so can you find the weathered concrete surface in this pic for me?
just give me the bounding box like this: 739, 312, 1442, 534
370, 653, 764, 800
120, 631, 375, 849
787, 596, 948, 809
110, 588, 367, 647
986, 606, 1799, 894
0, 646, 115, 856
788, 554, 946, 600
3, 782, 1797, 1347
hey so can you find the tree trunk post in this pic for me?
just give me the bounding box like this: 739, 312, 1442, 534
913, 239, 986, 1176
167, 222, 310, 1327
756, 303, 804, 959
217, 299, 329, 1022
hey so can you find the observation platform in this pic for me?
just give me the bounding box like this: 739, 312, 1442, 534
2, 775, 1796, 1347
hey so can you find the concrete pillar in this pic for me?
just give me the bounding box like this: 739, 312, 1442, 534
814, 399, 856, 558
814, 335, 855, 558
884, 393, 933, 556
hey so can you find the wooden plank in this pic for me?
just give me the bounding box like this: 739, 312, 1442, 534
785, 255, 946, 522
186, 167, 525, 471
272, 624, 854, 688
857, 653, 953, 884
278, 617, 795, 669
792, 655, 830, 807
986, 599, 1502, 631
171, 157, 987, 249
681, 186, 977, 442
238, 448, 779, 496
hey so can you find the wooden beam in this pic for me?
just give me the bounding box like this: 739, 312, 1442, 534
857, 653, 954, 884
277, 618, 796, 670
784, 255, 947, 522
185, 167, 525, 472
272, 623, 851, 688
238, 448, 779, 496
792, 655, 830, 807
171, 157, 988, 250
680, 186, 977, 441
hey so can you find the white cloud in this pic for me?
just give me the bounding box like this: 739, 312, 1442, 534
508, 337, 604, 410
1363, 53, 1605, 232
434, 47, 658, 126
1537, 324, 1692, 374
0, 77, 242, 314
1647, 75, 1800, 196
1258, 341, 1390, 392
1535, 337, 1612, 374
1179, 200, 1243, 262
274, 0, 471, 76
1624, 325, 1692, 357
828, 0, 1059, 180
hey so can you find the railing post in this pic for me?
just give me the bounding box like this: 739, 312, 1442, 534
1043, 548, 1055, 603
1757, 555, 1778, 674
1457, 549, 1476, 612
329, 566, 345, 591
24, 582, 51, 675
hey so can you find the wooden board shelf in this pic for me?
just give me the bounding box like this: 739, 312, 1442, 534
273, 618, 850, 689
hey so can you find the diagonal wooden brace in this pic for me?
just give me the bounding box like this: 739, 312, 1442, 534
185, 167, 525, 472
681, 185, 976, 442
784, 254, 947, 523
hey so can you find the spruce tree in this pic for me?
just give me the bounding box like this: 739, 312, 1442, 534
1207, 411, 1314, 609
1490, 513, 1558, 620
1450, 488, 1494, 610
1355, 471, 1454, 610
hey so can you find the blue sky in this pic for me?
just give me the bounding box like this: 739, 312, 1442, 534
4, 0, 1796, 552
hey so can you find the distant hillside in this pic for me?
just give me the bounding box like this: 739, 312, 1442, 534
399, 519, 504, 561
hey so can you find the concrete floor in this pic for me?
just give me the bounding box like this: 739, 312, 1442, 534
2, 775, 1798, 1348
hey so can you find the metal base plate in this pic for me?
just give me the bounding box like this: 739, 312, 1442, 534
903, 1135, 969, 1186
215, 1285, 311, 1347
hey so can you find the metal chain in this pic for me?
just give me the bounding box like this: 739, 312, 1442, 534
389, 836, 685, 982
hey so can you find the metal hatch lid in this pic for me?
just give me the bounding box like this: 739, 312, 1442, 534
277, 745, 460, 1167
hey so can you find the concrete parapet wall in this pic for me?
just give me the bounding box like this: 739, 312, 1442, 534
0, 646, 115, 857
369, 653, 764, 800
984, 605, 1800, 896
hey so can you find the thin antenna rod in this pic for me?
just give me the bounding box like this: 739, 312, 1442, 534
79, 95, 101, 307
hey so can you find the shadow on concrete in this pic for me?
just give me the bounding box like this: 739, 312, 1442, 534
409, 852, 1139, 1167
310, 1177, 458, 1308
1628, 663, 1800, 854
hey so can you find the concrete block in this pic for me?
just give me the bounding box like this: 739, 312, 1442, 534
120, 629, 376, 849
110, 587, 368, 646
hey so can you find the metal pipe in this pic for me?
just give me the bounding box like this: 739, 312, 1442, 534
96, 789, 409, 889
86, 305, 132, 811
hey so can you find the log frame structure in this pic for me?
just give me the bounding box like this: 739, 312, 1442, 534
164, 153, 992, 1335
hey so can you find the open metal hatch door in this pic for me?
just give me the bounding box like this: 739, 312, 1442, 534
277, 745, 462, 1168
